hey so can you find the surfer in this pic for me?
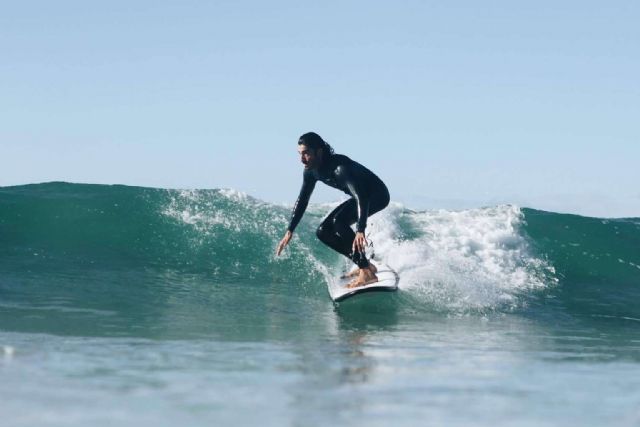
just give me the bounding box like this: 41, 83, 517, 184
276, 132, 390, 288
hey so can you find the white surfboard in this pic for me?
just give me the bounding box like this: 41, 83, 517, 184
329, 263, 399, 302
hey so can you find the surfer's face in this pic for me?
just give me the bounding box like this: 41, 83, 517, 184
298, 144, 322, 170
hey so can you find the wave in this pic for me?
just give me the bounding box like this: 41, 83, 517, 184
1, 182, 638, 319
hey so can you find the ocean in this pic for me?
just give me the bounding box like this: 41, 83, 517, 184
1, 182, 639, 426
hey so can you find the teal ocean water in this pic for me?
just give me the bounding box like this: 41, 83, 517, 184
1, 182, 639, 426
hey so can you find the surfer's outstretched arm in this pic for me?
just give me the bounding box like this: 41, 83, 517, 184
276, 170, 316, 256
287, 169, 316, 233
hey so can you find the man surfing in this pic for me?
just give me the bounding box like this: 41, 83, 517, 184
276, 132, 390, 288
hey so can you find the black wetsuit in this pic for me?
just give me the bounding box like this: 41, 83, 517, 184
287, 154, 390, 268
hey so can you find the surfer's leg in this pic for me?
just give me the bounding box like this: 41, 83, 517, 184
344, 188, 390, 267
316, 199, 371, 268
344, 190, 391, 288
333, 200, 375, 269
316, 199, 356, 258
318, 189, 390, 281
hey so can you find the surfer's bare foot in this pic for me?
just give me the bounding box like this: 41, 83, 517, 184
346, 266, 378, 288
341, 263, 377, 279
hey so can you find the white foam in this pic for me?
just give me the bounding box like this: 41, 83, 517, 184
218, 188, 249, 202
162, 189, 263, 234
364, 203, 556, 311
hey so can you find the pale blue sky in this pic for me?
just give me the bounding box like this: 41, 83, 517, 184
1, 1, 639, 217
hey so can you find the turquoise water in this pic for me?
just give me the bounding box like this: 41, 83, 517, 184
1, 182, 639, 426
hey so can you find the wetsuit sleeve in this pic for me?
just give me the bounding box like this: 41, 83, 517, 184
287, 170, 316, 233
336, 165, 370, 233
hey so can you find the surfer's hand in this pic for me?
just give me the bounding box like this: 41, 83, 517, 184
352, 232, 367, 254
276, 231, 293, 256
